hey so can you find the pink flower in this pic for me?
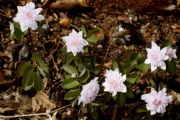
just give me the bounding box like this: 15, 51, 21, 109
141, 88, 172, 115
145, 41, 169, 71
13, 2, 44, 32
78, 77, 99, 106
166, 47, 177, 61
62, 29, 88, 56
102, 68, 127, 96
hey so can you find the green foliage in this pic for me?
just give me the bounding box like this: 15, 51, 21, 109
80, 25, 87, 37
17, 53, 49, 91
86, 34, 98, 43
62, 78, 80, 89
22, 67, 34, 91
33, 71, 44, 91
66, 53, 75, 65
18, 61, 32, 77
116, 52, 149, 83
78, 69, 90, 83
127, 72, 141, 84
126, 87, 134, 99
166, 60, 176, 74
64, 89, 80, 100
112, 60, 119, 70
135, 63, 149, 72
80, 25, 99, 44
63, 64, 78, 76
136, 106, 148, 113
32, 53, 49, 77
117, 87, 134, 107
118, 93, 126, 108
13, 22, 24, 42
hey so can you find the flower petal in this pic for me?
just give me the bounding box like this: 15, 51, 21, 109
26, 2, 35, 10
36, 15, 44, 21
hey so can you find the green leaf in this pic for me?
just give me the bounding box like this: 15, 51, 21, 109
66, 53, 75, 65
93, 66, 102, 75
62, 78, 80, 89
79, 69, 86, 77
118, 93, 126, 108
64, 89, 80, 100
22, 68, 34, 91
136, 107, 148, 113
166, 60, 176, 74
149, 78, 156, 88
33, 71, 43, 91
130, 53, 141, 62
87, 29, 99, 35
32, 53, 49, 74
80, 25, 87, 37
86, 34, 98, 43
127, 53, 142, 69
14, 22, 24, 41
63, 64, 78, 75
78, 69, 90, 83
127, 72, 140, 84
125, 87, 134, 99
63, 72, 72, 79
112, 60, 119, 70
135, 63, 149, 72
18, 61, 32, 77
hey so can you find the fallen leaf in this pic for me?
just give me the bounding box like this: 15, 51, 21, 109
171, 90, 180, 105
32, 91, 56, 112
0, 100, 19, 113
0, 107, 14, 113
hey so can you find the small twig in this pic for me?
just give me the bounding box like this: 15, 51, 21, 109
0, 104, 71, 118
47, 41, 60, 61
104, 31, 113, 60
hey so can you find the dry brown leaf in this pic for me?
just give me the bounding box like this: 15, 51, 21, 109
0, 100, 19, 113
103, 60, 112, 69
0, 107, 14, 113
49, 0, 88, 9
171, 90, 180, 105
47, 111, 57, 120
32, 91, 56, 112
51, 111, 57, 120
172, 25, 180, 33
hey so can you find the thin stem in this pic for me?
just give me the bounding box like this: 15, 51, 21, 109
104, 32, 113, 60
0, 104, 71, 118
112, 104, 118, 120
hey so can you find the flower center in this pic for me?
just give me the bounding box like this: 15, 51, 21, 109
153, 99, 162, 106
26, 12, 33, 19
109, 79, 117, 88
71, 39, 80, 46
151, 53, 159, 61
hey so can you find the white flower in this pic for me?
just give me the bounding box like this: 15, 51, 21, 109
102, 68, 127, 96
145, 41, 169, 71
9, 22, 14, 35
78, 77, 99, 106
141, 88, 172, 115
62, 29, 88, 56
165, 47, 177, 61
13, 2, 44, 32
